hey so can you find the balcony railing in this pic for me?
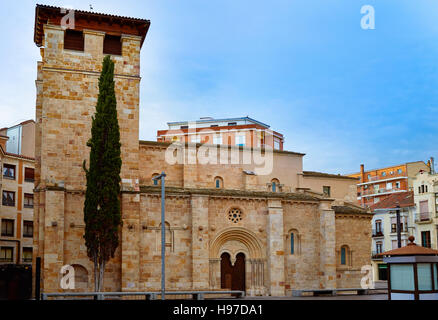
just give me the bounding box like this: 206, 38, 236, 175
415, 212, 433, 223
371, 251, 384, 260
365, 172, 405, 183
372, 229, 384, 237
360, 188, 402, 197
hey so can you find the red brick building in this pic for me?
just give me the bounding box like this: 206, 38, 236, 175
157, 117, 284, 150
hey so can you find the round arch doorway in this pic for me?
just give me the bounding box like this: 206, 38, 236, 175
220, 252, 246, 291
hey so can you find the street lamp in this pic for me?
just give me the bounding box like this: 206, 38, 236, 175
395, 202, 401, 248
152, 172, 166, 300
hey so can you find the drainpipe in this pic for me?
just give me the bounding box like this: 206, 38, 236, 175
395, 203, 401, 248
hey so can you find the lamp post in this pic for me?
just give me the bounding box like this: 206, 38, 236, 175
153, 172, 166, 300
395, 203, 401, 248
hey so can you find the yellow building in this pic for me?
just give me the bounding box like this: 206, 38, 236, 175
369, 192, 415, 283
0, 121, 35, 266
412, 170, 438, 250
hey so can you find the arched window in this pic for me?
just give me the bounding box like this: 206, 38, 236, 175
152, 173, 160, 186
159, 221, 173, 252
72, 264, 88, 290
287, 229, 300, 255
215, 176, 224, 189
290, 232, 295, 254
340, 245, 351, 266
271, 179, 280, 192
341, 247, 347, 265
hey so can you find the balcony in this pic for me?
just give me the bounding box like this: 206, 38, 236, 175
372, 229, 384, 237
372, 251, 384, 260
415, 212, 433, 224
360, 188, 403, 197
359, 173, 407, 185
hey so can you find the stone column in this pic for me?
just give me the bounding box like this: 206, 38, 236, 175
209, 258, 221, 289
121, 192, 141, 291
191, 195, 210, 289
319, 199, 336, 289
266, 199, 285, 296
43, 189, 65, 292
83, 29, 105, 56
247, 258, 264, 296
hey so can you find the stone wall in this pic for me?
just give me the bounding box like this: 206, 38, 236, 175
335, 213, 372, 288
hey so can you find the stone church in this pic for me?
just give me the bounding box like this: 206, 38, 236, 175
32, 5, 371, 296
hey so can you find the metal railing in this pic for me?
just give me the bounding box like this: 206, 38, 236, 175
415, 212, 433, 223
41, 290, 245, 300
366, 172, 405, 182
371, 251, 383, 260
361, 188, 402, 196
372, 229, 384, 237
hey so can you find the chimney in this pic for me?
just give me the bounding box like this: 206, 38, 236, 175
430, 157, 435, 174
360, 164, 365, 182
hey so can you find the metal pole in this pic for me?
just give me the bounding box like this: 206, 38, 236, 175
35, 257, 41, 301
396, 205, 401, 248
160, 172, 166, 300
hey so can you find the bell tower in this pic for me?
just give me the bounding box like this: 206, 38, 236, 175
33, 4, 150, 293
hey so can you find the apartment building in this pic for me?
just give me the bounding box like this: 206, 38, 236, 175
0, 120, 35, 266
348, 160, 431, 207
369, 192, 415, 282
156, 116, 285, 150
412, 170, 438, 250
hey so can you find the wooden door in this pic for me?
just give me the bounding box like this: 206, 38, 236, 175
220, 252, 246, 291
221, 253, 233, 289
232, 253, 246, 291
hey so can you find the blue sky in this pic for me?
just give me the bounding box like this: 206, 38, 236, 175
0, 0, 437, 174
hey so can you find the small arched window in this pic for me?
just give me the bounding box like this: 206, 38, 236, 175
215, 176, 224, 189
341, 247, 347, 265
340, 245, 351, 266
159, 221, 173, 252
271, 179, 280, 192
290, 232, 295, 254
72, 264, 88, 290
287, 229, 300, 255
152, 173, 160, 186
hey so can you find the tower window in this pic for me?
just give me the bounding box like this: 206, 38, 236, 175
103, 35, 122, 55
323, 186, 331, 197
290, 233, 294, 254
215, 177, 223, 189
64, 29, 84, 51
341, 247, 347, 265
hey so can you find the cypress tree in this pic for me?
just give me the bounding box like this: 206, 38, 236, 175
83, 55, 122, 292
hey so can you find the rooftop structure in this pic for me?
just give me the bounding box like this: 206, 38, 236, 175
157, 116, 285, 150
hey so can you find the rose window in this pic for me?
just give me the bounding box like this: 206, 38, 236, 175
228, 208, 243, 223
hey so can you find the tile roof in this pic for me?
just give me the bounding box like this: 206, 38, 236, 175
139, 140, 306, 156
369, 191, 414, 211
332, 202, 370, 215
302, 171, 359, 181
139, 185, 321, 201
379, 236, 438, 256
34, 4, 150, 47
0, 145, 35, 161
